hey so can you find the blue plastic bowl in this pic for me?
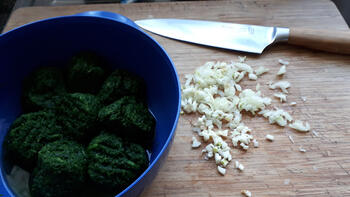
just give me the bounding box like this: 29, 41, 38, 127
0, 11, 181, 197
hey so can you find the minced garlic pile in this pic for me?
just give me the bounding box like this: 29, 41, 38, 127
181, 57, 311, 179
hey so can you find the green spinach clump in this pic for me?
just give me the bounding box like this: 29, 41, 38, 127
4, 53, 155, 197
30, 140, 87, 197
98, 96, 155, 147
87, 132, 148, 192
4, 111, 63, 170
22, 67, 66, 112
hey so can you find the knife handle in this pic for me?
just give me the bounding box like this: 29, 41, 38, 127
288, 28, 350, 55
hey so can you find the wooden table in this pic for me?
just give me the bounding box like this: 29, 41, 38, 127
4, 0, 350, 196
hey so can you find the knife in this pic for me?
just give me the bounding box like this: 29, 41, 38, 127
135, 19, 350, 54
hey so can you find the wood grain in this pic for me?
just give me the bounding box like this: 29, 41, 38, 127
289, 28, 350, 55
3, 0, 350, 197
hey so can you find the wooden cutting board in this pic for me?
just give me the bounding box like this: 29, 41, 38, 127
4, 0, 350, 196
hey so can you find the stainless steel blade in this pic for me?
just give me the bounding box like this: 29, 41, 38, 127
135, 19, 289, 54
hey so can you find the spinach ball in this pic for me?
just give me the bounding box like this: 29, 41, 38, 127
87, 132, 148, 192
66, 53, 107, 94
53, 93, 101, 141
98, 96, 155, 147
22, 67, 66, 112
30, 140, 87, 197
4, 111, 63, 170
98, 69, 146, 105
30, 168, 77, 197
37, 139, 87, 177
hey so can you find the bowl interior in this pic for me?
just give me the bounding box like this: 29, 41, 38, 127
0, 16, 180, 196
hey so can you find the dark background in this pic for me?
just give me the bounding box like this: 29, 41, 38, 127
0, 0, 349, 32
333, 0, 350, 26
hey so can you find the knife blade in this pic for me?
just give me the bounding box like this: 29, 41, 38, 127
135, 19, 289, 54
135, 19, 350, 55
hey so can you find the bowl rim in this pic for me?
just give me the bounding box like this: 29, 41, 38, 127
0, 12, 182, 197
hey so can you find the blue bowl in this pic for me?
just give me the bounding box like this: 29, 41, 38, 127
0, 11, 181, 197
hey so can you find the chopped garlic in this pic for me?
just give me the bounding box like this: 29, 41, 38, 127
248, 73, 258, 80
217, 166, 226, 175
235, 84, 242, 92
234, 71, 246, 83
255, 66, 269, 76
259, 108, 293, 127
202, 135, 232, 166
312, 130, 319, 137
220, 159, 229, 167
235, 161, 245, 171
301, 96, 307, 102
288, 135, 295, 144
198, 129, 215, 142
299, 146, 306, 153
225, 111, 242, 130
191, 136, 201, 148
223, 158, 232, 166
241, 190, 252, 197
215, 153, 222, 164
241, 143, 249, 150
274, 92, 287, 102
290, 102, 297, 106
266, 134, 274, 141
269, 81, 291, 93
289, 120, 310, 132
235, 161, 240, 168
231, 123, 253, 149
215, 129, 229, 137
238, 89, 271, 115
181, 58, 310, 175
253, 139, 259, 147
235, 161, 244, 171
284, 179, 290, 185
278, 59, 289, 65
277, 65, 286, 76
256, 83, 260, 91
238, 56, 247, 63
184, 74, 193, 87
234, 62, 254, 73
238, 163, 244, 171
202, 144, 214, 158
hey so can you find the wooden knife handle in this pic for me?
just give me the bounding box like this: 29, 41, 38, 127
288, 28, 350, 55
